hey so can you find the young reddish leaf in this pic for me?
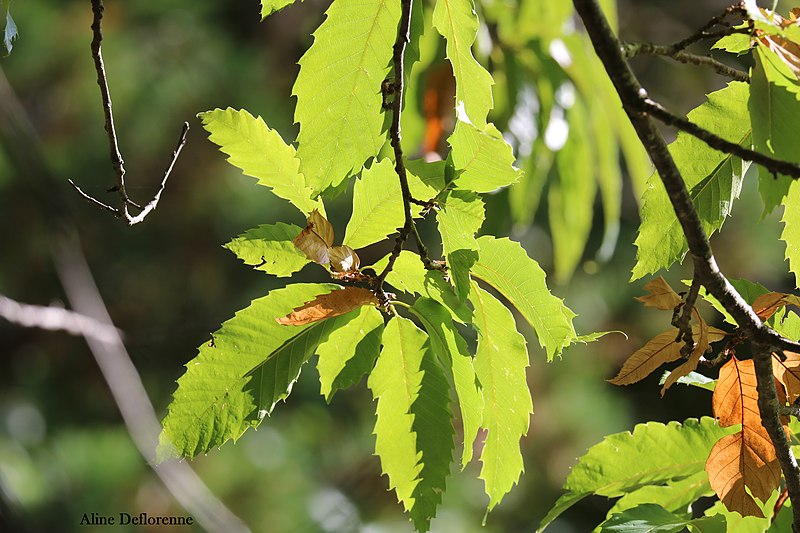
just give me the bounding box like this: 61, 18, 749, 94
329, 245, 360, 273
751, 291, 800, 320
660, 318, 727, 396
293, 209, 335, 264
706, 357, 781, 518
635, 277, 683, 310
773, 351, 800, 403
609, 323, 726, 387
276, 287, 379, 325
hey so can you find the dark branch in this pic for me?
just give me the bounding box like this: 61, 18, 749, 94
375, 0, 444, 301
673, 266, 702, 358
70, 0, 188, 226
623, 41, 749, 82
573, 0, 800, 529
670, 3, 748, 52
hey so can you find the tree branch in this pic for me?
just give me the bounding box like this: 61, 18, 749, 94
573, 0, 800, 529
622, 41, 749, 82
70, 0, 188, 226
375, 0, 443, 300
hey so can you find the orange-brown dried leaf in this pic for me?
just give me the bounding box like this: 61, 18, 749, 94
328, 245, 360, 273
276, 287, 378, 326
751, 291, 800, 320
609, 323, 726, 387
773, 351, 800, 403
706, 357, 781, 517
635, 276, 683, 310
761, 33, 800, 79
293, 209, 335, 265
660, 318, 723, 396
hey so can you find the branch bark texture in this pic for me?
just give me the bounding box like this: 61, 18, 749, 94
573, 0, 800, 529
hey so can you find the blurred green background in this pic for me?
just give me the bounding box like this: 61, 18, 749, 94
1, 0, 798, 532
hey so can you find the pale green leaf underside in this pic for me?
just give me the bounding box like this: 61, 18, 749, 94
317, 305, 384, 400
345, 159, 405, 250
200, 108, 322, 214
293, 0, 400, 193
469, 282, 531, 511
224, 222, 309, 277
448, 120, 521, 193
471, 236, 576, 360
411, 298, 483, 467
750, 45, 800, 215
632, 81, 751, 280
536, 417, 734, 531
432, 0, 494, 126
158, 283, 339, 461
260, 0, 302, 19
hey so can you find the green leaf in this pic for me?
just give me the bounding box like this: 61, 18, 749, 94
448, 120, 521, 193
432, 0, 494, 126
694, 278, 769, 325
471, 236, 577, 360
260, 0, 302, 19
344, 159, 405, 250
317, 306, 384, 401
537, 418, 734, 531
368, 316, 454, 532
406, 159, 447, 198
448, 249, 478, 301
371, 251, 472, 323
632, 82, 751, 280
549, 98, 596, 281
750, 45, 800, 214
437, 190, 484, 254
469, 282, 531, 510
704, 498, 774, 533
713, 33, 752, 55
601, 504, 726, 533
244, 311, 359, 416
410, 298, 483, 467
224, 222, 310, 277
158, 283, 340, 460
2, 1, 16, 56
606, 471, 713, 519
293, 0, 400, 193
782, 179, 800, 287
199, 108, 322, 214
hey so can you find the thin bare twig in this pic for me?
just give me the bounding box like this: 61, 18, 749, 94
623, 41, 750, 82
573, 0, 800, 529
670, 3, 748, 52
70, 0, 188, 226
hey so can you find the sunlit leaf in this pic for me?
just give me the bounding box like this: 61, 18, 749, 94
471, 236, 576, 360
199, 108, 322, 214
293, 0, 400, 192
750, 44, 800, 214
600, 503, 726, 533
432, 0, 494, 126
773, 351, 800, 405
317, 306, 384, 400
781, 180, 800, 287
293, 209, 335, 265
605, 471, 713, 519
635, 277, 683, 311
158, 283, 340, 460
632, 82, 750, 280
410, 298, 483, 467
537, 418, 734, 532
344, 159, 405, 250
448, 119, 521, 193
260, 0, 302, 19
224, 223, 310, 277
469, 282, 531, 510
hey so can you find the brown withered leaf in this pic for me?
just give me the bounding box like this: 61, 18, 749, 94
328, 245, 360, 273
751, 291, 800, 320
706, 357, 781, 518
773, 351, 800, 403
608, 322, 726, 387
293, 209, 335, 265
635, 277, 683, 310
759, 10, 800, 79
660, 318, 727, 396
276, 287, 378, 326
